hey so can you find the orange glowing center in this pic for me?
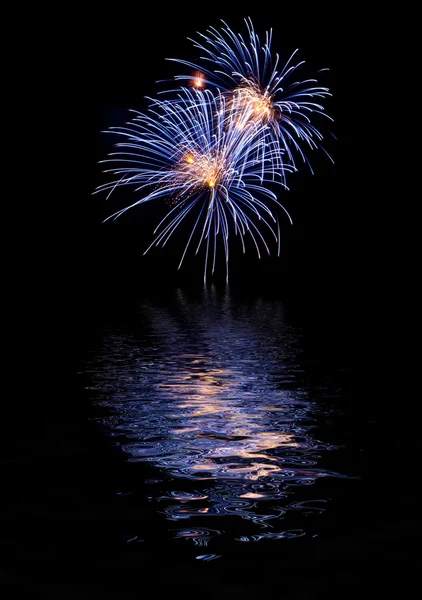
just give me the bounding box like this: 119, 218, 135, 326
190, 71, 206, 89
180, 152, 225, 189
235, 86, 274, 122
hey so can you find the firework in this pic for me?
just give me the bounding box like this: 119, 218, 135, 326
95, 87, 294, 282
163, 17, 334, 174
95, 19, 334, 280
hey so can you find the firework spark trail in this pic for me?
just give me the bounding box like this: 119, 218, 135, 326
163, 17, 334, 175
94, 87, 294, 282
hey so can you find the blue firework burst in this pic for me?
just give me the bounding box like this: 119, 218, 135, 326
95, 87, 294, 282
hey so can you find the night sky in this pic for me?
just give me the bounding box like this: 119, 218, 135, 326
64, 6, 356, 281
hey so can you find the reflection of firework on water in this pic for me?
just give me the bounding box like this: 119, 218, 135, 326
85, 290, 354, 540
165, 17, 334, 174
95, 87, 294, 282
95, 18, 334, 280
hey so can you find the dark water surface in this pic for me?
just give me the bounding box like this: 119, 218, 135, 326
3, 270, 420, 598
83, 286, 356, 549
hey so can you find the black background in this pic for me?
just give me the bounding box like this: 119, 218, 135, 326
5, 5, 417, 599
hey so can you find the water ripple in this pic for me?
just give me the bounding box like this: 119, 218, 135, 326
82, 286, 356, 545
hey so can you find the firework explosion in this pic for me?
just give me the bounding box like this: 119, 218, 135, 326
95, 18, 333, 281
